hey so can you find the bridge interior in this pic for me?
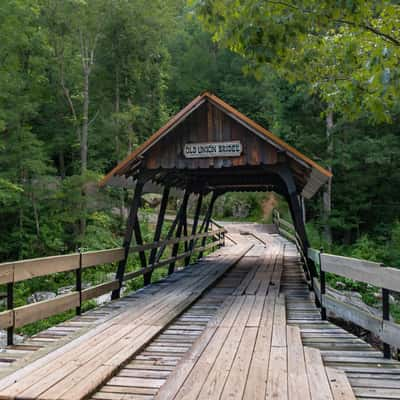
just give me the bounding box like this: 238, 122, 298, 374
0, 226, 398, 399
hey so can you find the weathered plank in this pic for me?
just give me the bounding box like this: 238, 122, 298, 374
81, 281, 120, 302
14, 292, 80, 328
13, 254, 79, 282
321, 254, 400, 293
82, 249, 124, 268
326, 367, 356, 400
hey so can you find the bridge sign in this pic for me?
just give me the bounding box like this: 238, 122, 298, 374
184, 141, 242, 158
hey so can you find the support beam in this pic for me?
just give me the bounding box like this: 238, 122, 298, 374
198, 191, 218, 260
145, 186, 170, 285
112, 181, 144, 300
154, 194, 186, 265
169, 190, 190, 275
185, 193, 203, 265
134, 215, 148, 285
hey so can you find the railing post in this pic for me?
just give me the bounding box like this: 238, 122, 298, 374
147, 186, 170, 283
169, 190, 190, 275
76, 248, 83, 316
6, 281, 14, 346
186, 193, 203, 265
198, 191, 217, 260
112, 180, 144, 300
319, 247, 327, 320
382, 280, 391, 358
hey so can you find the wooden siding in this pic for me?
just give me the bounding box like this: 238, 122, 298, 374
144, 102, 279, 170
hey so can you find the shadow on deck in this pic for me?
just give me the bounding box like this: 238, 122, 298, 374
0, 226, 398, 400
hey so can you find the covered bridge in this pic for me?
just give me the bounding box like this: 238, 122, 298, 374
0, 94, 398, 400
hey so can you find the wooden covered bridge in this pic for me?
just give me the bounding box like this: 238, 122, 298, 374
0, 93, 400, 399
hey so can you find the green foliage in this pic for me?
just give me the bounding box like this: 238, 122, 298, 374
194, 0, 400, 122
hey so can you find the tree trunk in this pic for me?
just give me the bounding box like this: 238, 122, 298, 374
323, 109, 333, 244
32, 190, 40, 239
59, 150, 66, 179
81, 69, 89, 174
114, 68, 125, 226
127, 97, 134, 153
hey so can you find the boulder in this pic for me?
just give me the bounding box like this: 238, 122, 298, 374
27, 291, 56, 304
335, 281, 346, 290
57, 286, 74, 295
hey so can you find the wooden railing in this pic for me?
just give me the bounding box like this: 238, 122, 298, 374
0, 227, 225, 344
307, 248, 400, 358
272, 209, 313, 282
274, 210, 400, 358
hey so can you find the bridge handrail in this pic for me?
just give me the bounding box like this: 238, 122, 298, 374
306, 247, 400, 357
272, 210, 312, 282
0, 227, 225, 338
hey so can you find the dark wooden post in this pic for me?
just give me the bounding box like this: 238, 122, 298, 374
319, 247, 327, 320
154, 196, 186, 266
76, 249, 83, 315
6, 281, 14, 346
112, 180, 144, 300
134, 215, 148, 285
145, 186, 170, 285
198, 191, 218, 260
169, 190, 190, 275
185, 193, 203, 265
382, 286, 391, 358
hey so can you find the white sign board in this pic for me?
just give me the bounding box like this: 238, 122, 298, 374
184, 141, 242, 158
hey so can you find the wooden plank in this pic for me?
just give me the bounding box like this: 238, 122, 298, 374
14, 292, 80, 328
326, 367, 356, 400
220, 327, 258, 400
265, 347, 288, 400
0, 264, 13, 284
196, 296, 255, 400
304, 346, 333, 400
243, 290, 276, 399
81, 281, 120, 302
287, 326, 311, 400
82, 249, 124, 268
321, 254, 400, 293
271, 294, 286, 347
323, 294, 382, 338
313, 277, 321, 302
308, 248, 320, 266
382, 320, 400, 349
154, 296, 237, 400
279, 218, 295, 232
12, 253, 79, 282
0, 310, 13, 329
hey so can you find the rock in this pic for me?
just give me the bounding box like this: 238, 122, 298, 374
374, 292, 382, 301
105, 273, 116, 282
335, 281, 346, 290
27, 291, 56, 304
328, 287, 381, 318
57, 286, 74, 295
350, 291, 362, 300
142, 193, 162, 208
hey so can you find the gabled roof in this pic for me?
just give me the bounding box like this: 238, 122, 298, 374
100, 92, 331, 198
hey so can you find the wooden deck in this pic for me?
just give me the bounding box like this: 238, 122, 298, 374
0, 225, 399, 399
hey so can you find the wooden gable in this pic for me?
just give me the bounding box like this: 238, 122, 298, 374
144, 102, 280, 170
